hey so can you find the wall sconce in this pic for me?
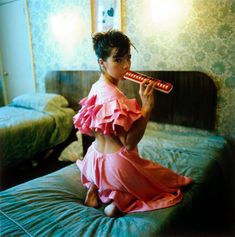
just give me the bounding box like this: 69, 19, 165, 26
50, 8, 86, 54
149, 0, 192, 29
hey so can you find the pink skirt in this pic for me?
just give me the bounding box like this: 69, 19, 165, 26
76, 143, 192, 213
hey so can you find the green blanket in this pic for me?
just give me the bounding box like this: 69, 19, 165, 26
0, 123, 230, 236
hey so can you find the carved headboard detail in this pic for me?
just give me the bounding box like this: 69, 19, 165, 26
46, 71, 216, 131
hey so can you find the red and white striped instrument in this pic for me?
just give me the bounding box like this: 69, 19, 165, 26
123, 71, 173, 94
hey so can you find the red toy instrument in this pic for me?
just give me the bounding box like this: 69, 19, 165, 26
123, 71, 173, 94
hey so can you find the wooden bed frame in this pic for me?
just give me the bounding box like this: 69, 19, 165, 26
46, 70, 217, 131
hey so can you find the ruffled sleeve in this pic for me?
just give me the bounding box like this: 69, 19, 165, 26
73, 94, 142, 136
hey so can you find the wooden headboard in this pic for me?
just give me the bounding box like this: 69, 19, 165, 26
46, 71, 216, 131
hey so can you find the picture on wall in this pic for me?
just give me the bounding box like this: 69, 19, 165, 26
91, 0, 124, 32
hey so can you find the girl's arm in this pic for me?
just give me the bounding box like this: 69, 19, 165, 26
116, 80, 156, 150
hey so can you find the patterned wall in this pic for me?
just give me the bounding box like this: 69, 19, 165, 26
28, 0, 235, 143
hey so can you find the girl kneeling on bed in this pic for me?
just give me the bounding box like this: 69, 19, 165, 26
73, 30, 192, 217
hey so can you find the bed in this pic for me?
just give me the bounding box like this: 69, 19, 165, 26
0, 93, 75, 173
0, 71, 233, 237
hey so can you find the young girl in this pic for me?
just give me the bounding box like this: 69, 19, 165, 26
73, 30, 192, 217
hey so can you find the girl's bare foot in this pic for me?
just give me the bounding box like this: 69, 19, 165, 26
104, 201, 119, 217
84, 184, 99, 208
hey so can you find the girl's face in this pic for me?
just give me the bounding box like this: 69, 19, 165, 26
100, 48, 131, 81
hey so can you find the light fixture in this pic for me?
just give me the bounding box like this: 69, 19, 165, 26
50, 8, 86, 54
149, 0, 192, 29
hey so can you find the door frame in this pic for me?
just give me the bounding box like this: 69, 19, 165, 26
0, 0, 36, 104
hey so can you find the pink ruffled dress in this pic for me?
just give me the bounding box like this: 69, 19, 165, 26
73, 80, 192, 213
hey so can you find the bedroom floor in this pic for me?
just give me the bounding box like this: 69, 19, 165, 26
1, 130, 78, 191
0, 149, 73, 191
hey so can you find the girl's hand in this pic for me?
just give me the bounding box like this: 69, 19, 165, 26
139, 79, 156, 115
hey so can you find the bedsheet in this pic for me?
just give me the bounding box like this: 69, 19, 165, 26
0, 93, 75, 170
0, 123, 231, 237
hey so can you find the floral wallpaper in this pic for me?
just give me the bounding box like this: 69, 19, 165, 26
27, 0, 235, 144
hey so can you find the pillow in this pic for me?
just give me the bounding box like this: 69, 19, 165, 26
11, 93, 68, 112
58, 131, 83, 162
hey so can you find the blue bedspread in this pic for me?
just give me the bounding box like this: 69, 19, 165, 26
0, 122, 231, 236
